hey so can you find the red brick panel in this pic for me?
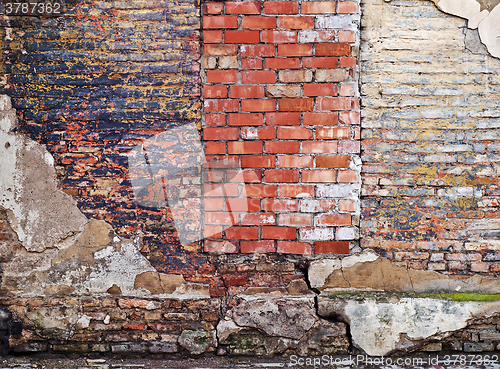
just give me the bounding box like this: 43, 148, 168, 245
202, 0, 360, 254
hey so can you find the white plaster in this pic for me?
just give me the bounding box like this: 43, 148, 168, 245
478, 4, 500, 58
308, 259, 342, 289
341, 249, 379, 269
436, 0, 488, 28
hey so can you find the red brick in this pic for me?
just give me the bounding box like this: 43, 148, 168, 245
265, 58, 300, 69
226, 1, 261, 14
204, 170, 224, 183
244, 184, 278, 197
304, 83, 337, 97
225, 30, 260, 44
338, 140, 360, 153
338, 30, 356, 43
262, 226, 296, 239
339, 111, 360, 125
230, 85, 265, 98
303, 141, 337, 153
278, 127, 313, 139
205, 142, 226, 155
205, 155, 239, 169
203, 16, 238, 29
340, 56, 356, 67
262, 30, 297, 43
204, 44, 238, 56
278, 98, 314, 111
316, 155, 350, 168
205, 114, 226, 126
303, 57, 338, 68
241, 155, 276, 168
241, 126, 276, 139
227, 169, 262, 183
203, 127, 239, 141
299, 30, 336, 42
242, 59, 263, 69
205, 212, 238, 225
241, 213, 277, 226
277, 241, 312, 254
299, 199, 336, 212
123, 323, 146, 330
203, 85, 228, 99
204, 2, 224, 14
266, 112, 301, 125
204, 183, 239, 197
278, 44, 313, 56
278, 16, 314, 29
228, 141, 263, 154
315, 241, 349, 254
241, 240, 276, 253
240, 44, 276, 57
337, 1, 357, 13
263, 1, 299, 14
279, 70, 312, 83
204, 198, 225, 211
316, 213, 351, 226
204, 99, 239, 113
206, 70, 238, 83
317, 97, 354, 111
204, 225, 223, 238
302, 1, 337, 13
339, 83, 355, 96
242, 16, 277, 29
278, 155, 313, 168
338, 199, 356, 212
204, 30, 223, 43
242, 71, 276, 84
315, 43, 351, 56
241, 99, 276, 112
280, 184, 315, 197
222, 273, 249, 286
279, 213, 313, 226
337, 170, 358, 183
262, 199, 298, 212
302, 170, 337, 182
265, 141, 300, 153
264, 169, 299, 182
226, 198, 261, 212
317, 127, 350, 139
225, 227, 258, 239
229, 113, 264, 126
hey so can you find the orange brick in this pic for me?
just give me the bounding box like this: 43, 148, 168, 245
278, 98, 314, 111
204, 225, 223, 238
265, 58, 300, 69
263, 1, 299, 14
337, 1, 357, 13
204, 99, 239, 113
240, 240, 276, 253
302, 141, 337, 153
262, 226, 296, 239
206, 70, 238, 83
303, 57, 338, 68
302, 1, 337, 13
242, 16, 277, 29
242, 59, 264, 69
203, 127, 239, 141
204, 44, 238, 56
338, 199, 356, 212
303, 112, 339, 125
278, 16, 314, 29
226, 1, 261, 14
339, 112, 360, 125
262, 30, 297, 43
242, 71, 276, 84
316, 127, 351, 139
315, 43, 351, 56
316, 155, 350, 168
204, 2, 224, 14
204, 198, 225, 211
277, 241, 312, 254
302, 170, 337, 182
262, 198, 298, 212
338, 30, 355, 43
241, 155, 276, 168
226, 198, 261, 212
205, 114, 226, 126
245, 184, 278, 197
204, 183, 239, 197
205, 142, 226, 155
265, 141, 300, 153
278, 44, 313, 56
278, 127, 313, 139
225, 227, 258, 240
203, 85, 228, 99
278, 155, 313, 168
315, 241, 349, 254
317, 97, 354, 111
228, 113, 264, 126
304, 83, 337, 97
264, 169, 299, 182
279, 213, 313, 226
204, 30, 223, 43
337, 170, 358, 183
230, 85, 265, 98
279, 184, 315, 197
225, 30, 260, 44
340, 56, 356, 67
316, 213, 351, 226
228, 141, 263, 154
266, 112, 301, 125
241, 99, 276, 112
203, 16, 238, 29
241, 126, 276, 139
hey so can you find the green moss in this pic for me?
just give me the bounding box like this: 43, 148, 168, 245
326, 291, 500, 302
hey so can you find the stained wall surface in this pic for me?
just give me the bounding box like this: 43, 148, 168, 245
361, 0, 500, 275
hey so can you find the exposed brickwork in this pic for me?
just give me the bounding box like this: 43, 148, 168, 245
202, 0, 361, 254
360, 0, 500, 275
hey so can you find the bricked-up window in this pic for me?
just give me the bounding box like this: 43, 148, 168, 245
200, 0, 362, 255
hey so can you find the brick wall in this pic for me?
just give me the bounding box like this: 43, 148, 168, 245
361, 0, 500, 275
201, 0, 362, 255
